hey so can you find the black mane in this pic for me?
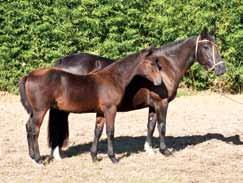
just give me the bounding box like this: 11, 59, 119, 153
153, 36, 196, 56
159, 39, 185, 49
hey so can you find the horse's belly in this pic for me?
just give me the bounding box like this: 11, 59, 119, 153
56, 95, 97, 113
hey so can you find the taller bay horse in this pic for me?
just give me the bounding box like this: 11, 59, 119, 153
19, 47, 163, 164
48, 28, 226, 161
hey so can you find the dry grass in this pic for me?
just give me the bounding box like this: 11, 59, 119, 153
0, 93, 243, 183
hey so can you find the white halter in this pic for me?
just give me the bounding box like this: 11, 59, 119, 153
195, 36, 224, 71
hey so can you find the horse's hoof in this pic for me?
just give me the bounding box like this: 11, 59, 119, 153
52, 147, 62, 160
31, 158, 45, 168
91, 152, 98, 162
144, 142, 155, 155
111, 158, 119, 164
160, 148, 172, 157
109, 156, 119, 164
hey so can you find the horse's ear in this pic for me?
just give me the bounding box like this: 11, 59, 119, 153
95, 60, 102, 70
89, 60, 103, 74
209, 26, 217, 36
200, 26, 209, 39
141, 45, 155, 57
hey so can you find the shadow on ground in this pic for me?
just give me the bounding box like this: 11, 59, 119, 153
62, 133, 243, 159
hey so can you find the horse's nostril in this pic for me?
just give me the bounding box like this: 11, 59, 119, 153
215, 65, 226, 76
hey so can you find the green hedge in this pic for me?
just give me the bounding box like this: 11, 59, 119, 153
0, 0, 242, 93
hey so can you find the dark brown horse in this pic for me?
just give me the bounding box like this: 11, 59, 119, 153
19, 47, 163, 165
48, 28, 226, 160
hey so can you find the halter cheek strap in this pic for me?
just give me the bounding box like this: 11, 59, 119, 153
195, 36, 224, 71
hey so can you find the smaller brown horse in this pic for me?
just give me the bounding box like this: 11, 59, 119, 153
19, 47, 162, 165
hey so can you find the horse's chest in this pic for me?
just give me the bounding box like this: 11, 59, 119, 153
97, 85, 123, 108
168, 91, 177, 101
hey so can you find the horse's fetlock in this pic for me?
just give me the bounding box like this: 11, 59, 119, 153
106, 129, 114, 137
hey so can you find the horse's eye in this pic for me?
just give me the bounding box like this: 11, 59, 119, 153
203, 45, 209, 50
152, 62, 156, 65
155, 59, 162, 70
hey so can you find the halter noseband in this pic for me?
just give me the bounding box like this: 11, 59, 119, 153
195, 36, 224, 71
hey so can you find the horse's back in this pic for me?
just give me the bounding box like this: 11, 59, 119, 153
54, 53, 113, 75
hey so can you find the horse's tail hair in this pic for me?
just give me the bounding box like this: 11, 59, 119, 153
19, 75, 33, 114
48, 108, 69, 149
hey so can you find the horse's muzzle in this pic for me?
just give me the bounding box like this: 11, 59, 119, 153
214, 61, 226, 76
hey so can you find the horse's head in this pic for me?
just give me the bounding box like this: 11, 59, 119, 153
195, 27, 226, 76
138, 47, 162, 86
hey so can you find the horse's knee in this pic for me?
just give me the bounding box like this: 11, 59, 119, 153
95, 117, 104, 137
149, 111, 156, 120
148, 114, 156, 128
158, 121, 166, 134
94, 126, 103, 138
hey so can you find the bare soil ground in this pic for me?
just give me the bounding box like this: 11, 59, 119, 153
0, 92, 243, 183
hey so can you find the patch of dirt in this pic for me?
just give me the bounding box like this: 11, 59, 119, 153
0, 93, 243, 183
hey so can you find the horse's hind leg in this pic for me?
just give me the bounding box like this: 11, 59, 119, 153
90, 113, 105, 162
144, 107, 157, 154
26, 116, 35, 160
26, 111, 47, 165
49, 108, 70, 160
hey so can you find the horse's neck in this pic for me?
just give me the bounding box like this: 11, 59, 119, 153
157, 37, 196, 95
172, 37, 196, 77
109, 55, 140, 89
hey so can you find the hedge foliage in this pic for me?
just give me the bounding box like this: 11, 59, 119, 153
0, 0, 242, 93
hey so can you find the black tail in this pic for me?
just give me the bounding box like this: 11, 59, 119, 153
48, 108, 69, 149
19, 76, 33, 114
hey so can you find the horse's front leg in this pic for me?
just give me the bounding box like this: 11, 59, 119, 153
104, 106, 118, 164
156, 100, 172, 156
90, 113, 105, 162
144, 107, 157, 154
